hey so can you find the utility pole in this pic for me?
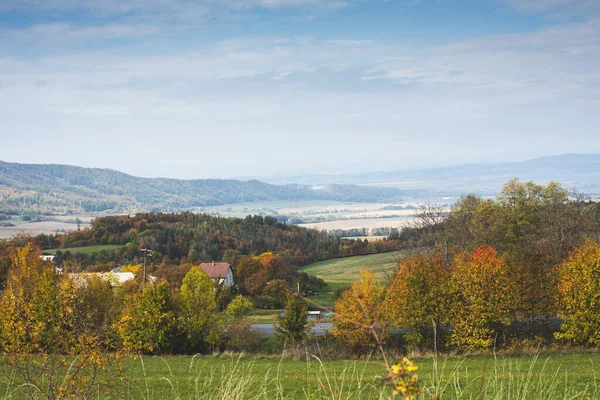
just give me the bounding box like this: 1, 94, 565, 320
141, 248, 152, 283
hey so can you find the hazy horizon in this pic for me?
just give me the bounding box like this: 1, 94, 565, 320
1, 0, 599, 179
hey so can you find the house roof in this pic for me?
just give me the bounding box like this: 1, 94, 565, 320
198, 262, 231, 279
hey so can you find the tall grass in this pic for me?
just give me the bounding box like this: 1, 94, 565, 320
1, 353, 599, 399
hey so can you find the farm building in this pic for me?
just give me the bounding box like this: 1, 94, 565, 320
198, 262, 234, 287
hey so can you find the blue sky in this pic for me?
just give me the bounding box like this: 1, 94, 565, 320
1, 0, 599, 179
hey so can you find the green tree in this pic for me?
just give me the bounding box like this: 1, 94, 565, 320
225, 296, 254, 319
118, 281, 175, 354
177, 265, 220, 353
224, 296, 260, 351
275, 294, 309, 344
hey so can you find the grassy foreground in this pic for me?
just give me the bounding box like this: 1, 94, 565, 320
3, 352, 598, 399
302, 251, 404, 306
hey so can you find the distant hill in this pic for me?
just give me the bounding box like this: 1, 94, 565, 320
262, 154, 600, 195
0, 161, 409, 215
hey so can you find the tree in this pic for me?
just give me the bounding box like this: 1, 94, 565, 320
262, 279, 290, 307
224, 296, 260, 351
384, 253, 453, 350
275, 294, 309, 344
0, 242, 61, 353
177, 265, 220, 353
333, 270, 387, 352
225, 296, 254, 319
449, 246, 515, 351
118, 280, 175, 354
0, 243, 123, 398
555, 242, 600, 346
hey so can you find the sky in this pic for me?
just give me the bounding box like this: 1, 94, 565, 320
0, 0, 599, 179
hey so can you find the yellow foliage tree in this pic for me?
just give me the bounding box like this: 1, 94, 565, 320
384, 253, 453, 350
555, 242, 600, 346
333, 270, 387, 352
0, 242, 123, 398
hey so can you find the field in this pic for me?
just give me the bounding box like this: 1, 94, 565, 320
3, 353, 599, 399
247, 308, 284, 324
0, 220, 91, 239
303, 251, 404, 307
298, 217, 413, 231
202, 200, 422, 234
45, 244, 122, 255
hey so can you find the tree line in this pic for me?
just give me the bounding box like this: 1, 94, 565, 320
332, 179, 600, 352
12, 212, 403, 274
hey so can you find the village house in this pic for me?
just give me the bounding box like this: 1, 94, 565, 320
198, 261, 234, 287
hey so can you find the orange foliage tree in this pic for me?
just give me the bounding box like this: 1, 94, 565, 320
450, 246, 515, 351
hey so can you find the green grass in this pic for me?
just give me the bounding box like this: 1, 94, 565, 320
4, 352, 597, 399
45, 244, 122, 256
108, 352, 600, 399
247, 309, 284, 324
302, 251, 404, 307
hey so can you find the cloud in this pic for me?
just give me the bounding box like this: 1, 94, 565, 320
507, 0, 600, 16
0, 0, 344, 15
1, 3, 600, 177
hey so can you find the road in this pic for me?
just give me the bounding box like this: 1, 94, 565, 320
252, 322, 332, 337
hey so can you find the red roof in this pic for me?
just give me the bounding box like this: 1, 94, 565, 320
198, 262, 231, 279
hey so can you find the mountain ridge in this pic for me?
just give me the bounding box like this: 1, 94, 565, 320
0, 160, 410, 215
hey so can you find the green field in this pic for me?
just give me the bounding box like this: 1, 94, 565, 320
45, 244, 122, 255
302, 251, 404, 306
4, 353, 598, 399
247, 308, 284, 324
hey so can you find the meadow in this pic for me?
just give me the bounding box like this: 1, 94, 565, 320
302, 251, 404, 307
3, 352, 599, 399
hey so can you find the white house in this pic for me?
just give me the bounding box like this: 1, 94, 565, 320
198, 262, 234, 287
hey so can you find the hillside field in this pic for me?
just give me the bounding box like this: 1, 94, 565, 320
302, 251, 404, 306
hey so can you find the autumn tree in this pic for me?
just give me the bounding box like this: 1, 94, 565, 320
384, 253, 453, 350
555, 242, 600, 346
333, 270, 387, 353
449, 246, 515, 351
0, 243, 123, 398
0, 242, 61, 353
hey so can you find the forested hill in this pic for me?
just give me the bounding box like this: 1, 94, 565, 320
0, 161, 407, 214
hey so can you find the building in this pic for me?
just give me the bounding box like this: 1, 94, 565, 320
198, 262, 234, 287
69, 271, 136, 287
